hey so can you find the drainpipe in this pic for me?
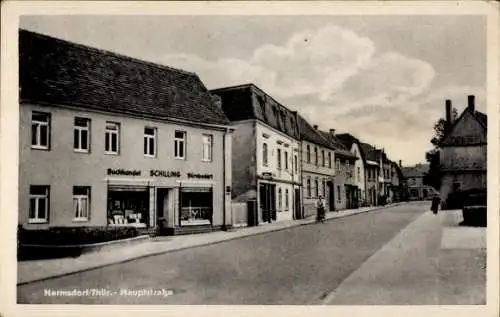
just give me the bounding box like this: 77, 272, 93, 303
221, 128, 228, 231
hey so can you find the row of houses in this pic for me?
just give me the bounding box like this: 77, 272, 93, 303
18, 29, 411, 235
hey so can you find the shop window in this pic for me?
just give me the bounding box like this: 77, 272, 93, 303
29, 185, 49, 223
202, 134, 213, 162
74, 117, 91, 153
262, 143, 268, 166
306, 145, 311, 163
284, 151, 289, 170
278, 188, 282, 211
285, 189, 289, 210
144, 127, 156, 157
73, 186, 90, 222
277, 148, 282, 170
175, 130, 186, 159
307, 177, 311, 198
31, 112, 50, 150
108, 189, 149, 227
105, 122, 120, 155
180, 188, 213, 226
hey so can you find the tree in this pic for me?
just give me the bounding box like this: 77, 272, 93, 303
423, 108, 458, 190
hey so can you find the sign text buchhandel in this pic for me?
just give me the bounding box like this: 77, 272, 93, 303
107, 168, 141, 176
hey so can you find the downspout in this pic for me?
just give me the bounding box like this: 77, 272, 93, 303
221, 128, 228, 231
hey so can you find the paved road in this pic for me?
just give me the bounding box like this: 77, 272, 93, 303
18, 202, 426, 305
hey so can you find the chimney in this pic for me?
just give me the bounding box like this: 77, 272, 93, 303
313, 125, 318, 130
329, 129, 335, 135
211, 94, 222, 109
399, 160, 402, 167
468, 95, 475, 112
445, 99, 452, 124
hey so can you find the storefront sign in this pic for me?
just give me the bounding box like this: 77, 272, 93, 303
262, 172, 273, 179
150, 170, 181, 178
107, 168, 141, 176
187, 173, 213, 179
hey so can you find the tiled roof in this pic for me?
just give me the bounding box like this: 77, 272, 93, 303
360, 142, 379, 162
475, 111, 487, 128
336, 133, 367, 163
440, 107, 487, 147
401, 164, 429, 178
296, 115, 334, 149
19, 29, 231, 126
211, 84, 300, 139
317, 130, 357, 159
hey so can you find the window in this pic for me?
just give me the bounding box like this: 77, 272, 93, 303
277, 148, 282, 170
174, 131, 186, 159
315, 147, 318, 165
73, 186, 90, 222
29, 185, 49, 223
202, 134, 213, 162
315, 179, 319, 197
307, 177, 311, 198
358, 167, 361, 181
336, 159, 340, 172
31, 112, 50, 149
284, 151, 289, 170
144, 127, 156, 157
328, 152, 332, 168
285, 189, 289, 210
323, 179, 327, 197
306, 145, 311, 163
74, 117, 90, 153
337, 185, 341, 202
322, 150, 325, 167
278, 188, 282, 211
294, 155, 298, 173
263, 143, 268, 166
105, 122, 120, 154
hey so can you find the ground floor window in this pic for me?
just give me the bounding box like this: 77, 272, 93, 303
107, 188, 149, 228
180, 187, 213, 226
337, 185, 341, 202
285, 188, 289, 210
29, 185, 50, 223
73, 186, 90, 222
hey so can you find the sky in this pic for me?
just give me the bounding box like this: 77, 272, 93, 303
20, 15, 487, 166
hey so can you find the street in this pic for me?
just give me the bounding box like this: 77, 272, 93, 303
18, 203, 430, 305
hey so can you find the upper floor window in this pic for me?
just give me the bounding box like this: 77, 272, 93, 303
314, 147, 319, 165
328, 152, 332, 168
144, 127, 156, 157
321, 150, 325, 167
73, 186, 90, 222
284, 151, 289, 170
31, 112, 50, 150
262, 143, 268, 166
29, 185, 49, 223
202, 134, 213, 162
306, 145, 311, 163
277, 148, 282, 170
174, 131, 186, 159
105, 122, 120, 155
294, 154, 298, 173
74, 117, 90, 153
336, 159, 340, 172
358, 167, 361, 181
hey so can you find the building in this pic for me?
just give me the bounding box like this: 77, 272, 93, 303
389, 160, 405, 202
336, 133, 367, 207
378, 150, 393, 201
401, 164, 433, 200
211, 84, 302, 223
439, 95, 487, 205
19, 29, 234, 235
360, 143, 380, 206
318, 130, 358, 210
296, 116, 336, 217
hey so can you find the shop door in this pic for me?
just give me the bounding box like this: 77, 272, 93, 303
294, 188, 301, 219
259, 184, 271, 223
328, 182, 335, 211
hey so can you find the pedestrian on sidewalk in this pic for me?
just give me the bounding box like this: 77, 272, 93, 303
316, 196, 325, 223
431, 194, 441, 215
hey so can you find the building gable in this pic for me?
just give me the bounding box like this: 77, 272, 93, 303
441, 109, 486, 146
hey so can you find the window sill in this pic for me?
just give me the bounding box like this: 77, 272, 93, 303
201, 159, 212, 163
144, 154, 157, 158
72, 218, 89, 223
175, 157, 186, 160
28, 219, 48, 224
74, 149, 90, 154
31, 146, 50, 151
105, 151, 120, 156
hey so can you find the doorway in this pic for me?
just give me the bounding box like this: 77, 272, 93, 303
259, 183, 276, 223
294, 188, 301, 219
156, 188, 171, 235
327, 181, 335, 211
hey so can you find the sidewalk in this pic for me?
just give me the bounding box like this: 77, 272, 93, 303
17, 202, 404, 285
322, 208, 486, 305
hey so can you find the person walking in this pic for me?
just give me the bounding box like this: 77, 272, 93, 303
315, 196, 325, 223
431, 194, 441, 215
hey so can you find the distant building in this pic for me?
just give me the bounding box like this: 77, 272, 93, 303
389, 160, 405, 202
360, 142, 380, 206
401, 164, 431, 200
336, 133, 367, 207
211, 84, 302, 224
439, 95, 487, 205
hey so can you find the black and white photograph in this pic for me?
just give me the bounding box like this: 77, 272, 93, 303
1, 1, 499, 316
